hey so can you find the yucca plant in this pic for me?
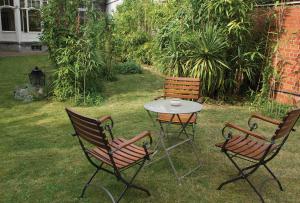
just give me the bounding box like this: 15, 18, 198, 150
183, 25, 229, 95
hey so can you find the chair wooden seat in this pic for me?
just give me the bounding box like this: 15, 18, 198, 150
66, 108, 153, 202
215, 135, 277, 160
157, 113, 197, 124
216, 109, 300, 202
88, 138, 153, 169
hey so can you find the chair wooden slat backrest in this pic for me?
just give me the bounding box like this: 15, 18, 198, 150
163, 77, 201, 101
66, 108, 109, 149
66, 108, 152, 201
273, 108, 300, 140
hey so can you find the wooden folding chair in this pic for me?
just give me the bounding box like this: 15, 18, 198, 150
66, 108, 153, 203
216, 108, 300, 202
155, 77, 202, 139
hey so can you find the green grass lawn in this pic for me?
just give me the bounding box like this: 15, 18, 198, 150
0, 55, 299, 203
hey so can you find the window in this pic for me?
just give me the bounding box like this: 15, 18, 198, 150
1, 8, 15, 31
0, 0, 14, 6
20, 0, 40, 9
93, 0, 107, 12
28, 0, 40, 9
78, 8, 86, 25
28, 9, 41, 31
20, 0, 25, 8
20, 9, 27, 32
20, 0, 46, 32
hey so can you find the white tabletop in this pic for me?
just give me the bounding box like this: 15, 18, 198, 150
144, 99, 202, 114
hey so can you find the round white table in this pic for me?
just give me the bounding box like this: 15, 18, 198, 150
144, 99, 202, 182
144, 99, 202, 114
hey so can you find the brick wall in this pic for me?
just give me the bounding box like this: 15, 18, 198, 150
271, 5, 300, 105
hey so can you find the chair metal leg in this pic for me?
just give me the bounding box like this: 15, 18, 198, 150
80, 168, 99, 198
263, 164, 284, 191
177, 124, 195, 140
217, 175, 244, 190
116, 185, 129, 203
218, 152, 265, 203
244, 176, 265, 203
117, 159, 150, 202
176, 114, 194, 140
237, 162, 260, 176
177, 114, 201, 165
80, 164, 116, 203
192, 123, 195, 140
130, 183, 151, 196
129, 160, 150, 196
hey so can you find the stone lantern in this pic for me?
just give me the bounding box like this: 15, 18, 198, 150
28, 66, 45, 87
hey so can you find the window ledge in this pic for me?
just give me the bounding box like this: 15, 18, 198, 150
1, 31, 16, 33
0, 6, 16, 9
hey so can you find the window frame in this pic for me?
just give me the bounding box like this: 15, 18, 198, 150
0, 1, 16, 32
0, 0, 14, 7
27, 8, 41, 32
20, 0, 45, 33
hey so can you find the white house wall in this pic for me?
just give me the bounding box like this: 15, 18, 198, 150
106, 0, 124, 14
0, 0, 45, 51
0, 0, 19, 43
20, 32, 40, 42
0, 0, 125, 51
1, 0, 124, 44
0, 32, 18, 42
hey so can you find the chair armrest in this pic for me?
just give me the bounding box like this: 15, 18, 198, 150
99, 115, 114, 139
250, 113, 281, 125
99, 115, 114, 129
116, 131, 152, 150
99, 115, 113, 125
225, 122, 267, 141
154, 96, 165, 100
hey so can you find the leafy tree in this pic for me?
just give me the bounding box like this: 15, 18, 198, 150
41, 0, 107, 103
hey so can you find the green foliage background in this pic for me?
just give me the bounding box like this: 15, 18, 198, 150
112, 0, 267, 98
41, 0, 292, 114
41, 0, 107, 103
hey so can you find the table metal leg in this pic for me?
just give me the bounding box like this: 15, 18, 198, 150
144, 110, 165, 166
158, 122, 180, 180
175, 113, 201, 177
145, 110, 201, 182
146, 110, 157, 127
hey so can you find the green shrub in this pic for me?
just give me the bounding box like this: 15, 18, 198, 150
112, 0, 156, 64
151, 0, 265, 97
76, 91, 105, 106
248, 91, 292, 119
41, 0, 111, 104
114, 61, 142, 74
